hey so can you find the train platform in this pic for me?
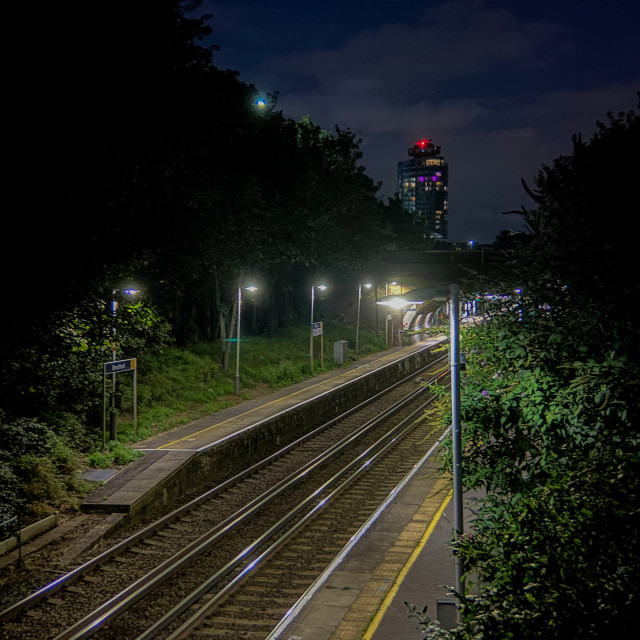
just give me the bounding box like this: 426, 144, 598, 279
81, 337, 448, 517
273, 473, 480, 640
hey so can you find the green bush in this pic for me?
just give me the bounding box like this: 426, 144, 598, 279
0, 464, 22, 535
0, 418, 54, 459
88, 441, 143, 468
0, 416, 94, 522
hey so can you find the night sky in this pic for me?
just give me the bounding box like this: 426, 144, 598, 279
198, 0, 639, 243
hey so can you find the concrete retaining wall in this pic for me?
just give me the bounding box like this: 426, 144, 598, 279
0, 514, 59, 556
129, 342, 445, 525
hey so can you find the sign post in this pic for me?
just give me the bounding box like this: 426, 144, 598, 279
102, 358, 137, 447
312, 322, 324, 370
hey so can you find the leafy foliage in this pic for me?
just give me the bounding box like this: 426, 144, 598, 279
419, 101, 640, 638
0, 417, 91, 528
1, 293, 171, 428
6, 0, 409, 357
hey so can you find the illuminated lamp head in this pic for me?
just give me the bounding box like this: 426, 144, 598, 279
416, 139, 430, 148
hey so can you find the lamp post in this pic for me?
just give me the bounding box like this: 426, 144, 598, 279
356, 283, 372, 355
310, 284, 327, 373
385, 281, 398, 347
235, 285, 258, 395
109, 287, 139, 441
449, 283, 464, 619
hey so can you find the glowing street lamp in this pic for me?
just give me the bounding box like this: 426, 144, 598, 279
385, 280, 398, 347
109, 287, 139, 441
235, 285, 258, 395
356, 283, 372, 355
310, 284, 327, 373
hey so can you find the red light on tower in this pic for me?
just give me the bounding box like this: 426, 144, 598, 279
408, 138, 441, 158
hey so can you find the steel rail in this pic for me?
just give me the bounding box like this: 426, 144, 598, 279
146, 388, 445, 640
0, 351, 447, 626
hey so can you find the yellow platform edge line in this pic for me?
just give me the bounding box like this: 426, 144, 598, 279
361, 488, 454, 640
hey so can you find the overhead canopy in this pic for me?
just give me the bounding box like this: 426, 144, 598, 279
376, 286, 449, 308
364, 250, 508, 293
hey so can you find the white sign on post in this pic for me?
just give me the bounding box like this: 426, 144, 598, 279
102, 357, 138, 447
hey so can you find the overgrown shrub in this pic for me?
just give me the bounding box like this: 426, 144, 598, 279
0, 416, 91, 525
88, 441, 143, 468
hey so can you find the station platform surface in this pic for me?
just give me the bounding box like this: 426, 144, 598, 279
275, 475, 480, 640
82, 338, 447, 514
79, 337, 469, 639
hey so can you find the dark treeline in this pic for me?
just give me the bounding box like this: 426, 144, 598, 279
10, 1, 413, 339
3, 1, 419, 423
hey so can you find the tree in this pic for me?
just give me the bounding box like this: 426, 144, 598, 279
2, 0, 419, 433
427, 100, 640, 639
9, 1, 219, 322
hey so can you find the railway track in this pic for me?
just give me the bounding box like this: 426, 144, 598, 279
0, 353, 450, 640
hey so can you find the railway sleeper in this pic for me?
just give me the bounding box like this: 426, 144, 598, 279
223, 600, 289, 614
202, 615, 280, 627
249, 579, 282, 588
129, 546, 158, 555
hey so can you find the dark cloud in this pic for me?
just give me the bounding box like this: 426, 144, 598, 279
204, 0, 639, 243
269, 2, 568, 92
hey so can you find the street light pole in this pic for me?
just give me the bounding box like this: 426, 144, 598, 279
109, 290, 118, 441
385, 281, 398, 347
235, 286, 242, 396
109, 287, 139, 441
310, 284, 327, 373
356, 283, 372, 355
449, 283, 464, 616
235, 285, 257, 395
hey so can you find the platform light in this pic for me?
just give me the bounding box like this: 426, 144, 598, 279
107, 287, 140, 443
310, 284, 327, 373
235, 285, 258, 395
356, 283, 372, 355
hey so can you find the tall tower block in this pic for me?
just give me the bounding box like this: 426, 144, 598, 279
398, 139, 448, 238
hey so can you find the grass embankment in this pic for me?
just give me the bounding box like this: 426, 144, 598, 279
0, 323, 386, 530
101, 321, 386, 464
2, 323, 389, 529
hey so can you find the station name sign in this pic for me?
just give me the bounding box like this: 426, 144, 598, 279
104, 358, 137, 375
